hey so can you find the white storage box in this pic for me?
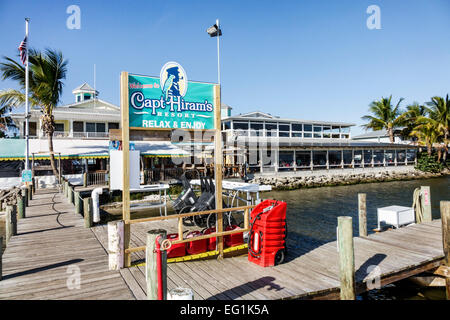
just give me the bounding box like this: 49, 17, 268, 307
377, 205, 415, 229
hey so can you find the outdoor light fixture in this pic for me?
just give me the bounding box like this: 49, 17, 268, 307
207, 19, 222, 84
206, 23, 222, 37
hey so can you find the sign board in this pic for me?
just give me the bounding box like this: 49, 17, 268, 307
128, 62, 215, 130
21, 169, 32, 183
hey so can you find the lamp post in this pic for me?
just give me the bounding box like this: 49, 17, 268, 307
206, 19, 222, 85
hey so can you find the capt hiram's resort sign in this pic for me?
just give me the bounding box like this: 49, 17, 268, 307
128, 61, 215, 130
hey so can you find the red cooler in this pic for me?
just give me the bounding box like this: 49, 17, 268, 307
166, 233, 186, 258
186, 231, 207, 255
225, 225, 244, 248
248, 200, 287, 267
202, 227, 217, 251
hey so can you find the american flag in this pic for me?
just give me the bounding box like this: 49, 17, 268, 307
18, 36, 27, 65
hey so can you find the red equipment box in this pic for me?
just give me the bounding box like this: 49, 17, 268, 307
166, 233, 186, 259
225, 225, 244, 248
186, 230, 207, 255
248, 199, 287, 267
202, 227, 217, 251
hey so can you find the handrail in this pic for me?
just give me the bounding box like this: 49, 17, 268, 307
124, 204, 255, 255
125, 205, 254, 224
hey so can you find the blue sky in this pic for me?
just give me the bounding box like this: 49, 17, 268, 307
1, 0, 450, 135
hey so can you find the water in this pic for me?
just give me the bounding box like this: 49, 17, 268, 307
265, 175, 450, 299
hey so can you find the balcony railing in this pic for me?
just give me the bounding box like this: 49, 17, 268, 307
36, 131, 110, 139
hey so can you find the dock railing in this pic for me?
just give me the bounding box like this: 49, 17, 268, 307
124, 205, 254, 255
107, 204, 255, 269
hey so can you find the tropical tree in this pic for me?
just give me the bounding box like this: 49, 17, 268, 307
0, 102, 16, 137
361, 95, 406, 143
424, 95, 450, 161
410, 121, 442, 156
0, 48, 68, 180
400, 102, 427, 141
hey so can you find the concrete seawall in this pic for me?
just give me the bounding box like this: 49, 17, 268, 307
250, 166, 448, 190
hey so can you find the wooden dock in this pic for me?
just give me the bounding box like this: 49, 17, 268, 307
0, 189, 135, 300
0, 189, 446, 300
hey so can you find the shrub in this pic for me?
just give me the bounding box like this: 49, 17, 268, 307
415, 152, 444, 173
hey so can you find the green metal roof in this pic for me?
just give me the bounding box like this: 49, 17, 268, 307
0, 139, 25, 159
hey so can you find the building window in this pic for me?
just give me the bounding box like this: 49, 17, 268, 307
304, 124, 312, 132
313, 151, 327, 167
385, 150, 395, 166
406, 149, 416, 163
96, 123, 106, 133
279, 151, 294, 170
250, 122, 263, 136
373, 149, 384, 166
328, 150, 342, 167
292, 123, 302, 131
363, 150, 373, 166
292, 132, 302, 138
396, 150, 406, 165
84, 94, 91, 100
108, 122, 119, 131
332, 126, 340, 138
73, 121, 84, 132
223, 121, 231, 130
86, 122, 96, 132
354, 150, 363, 167
304, 132, 312, 138
323, 126, 331, 138
296, 151, 311, 169
265, 123, 277, 137
23, 121, 37, 136
54, 123, 65, 132
343, 150, 352, 167
278, 124, 290, 137
313, 126, 322, 138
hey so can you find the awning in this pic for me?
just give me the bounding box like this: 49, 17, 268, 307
0, 139, 190, 160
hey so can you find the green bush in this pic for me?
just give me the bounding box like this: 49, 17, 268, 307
415, 152, 445, 173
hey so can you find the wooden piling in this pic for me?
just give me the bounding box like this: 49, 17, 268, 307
421, 186, 432, 222
440, 201, 450, 300
83, 197, 93, 228
74, 191, 81, 215
83, 173, 87, 187
17, 194, 25, 219
108, 220, 124, 270
358, 193, 367, 237
64, 181, 69, 198
338, 216, 356, 300
27, 185, 32, 201
68, 186, 73, 204
22, 187, 28, 207
146, 229, 167, 300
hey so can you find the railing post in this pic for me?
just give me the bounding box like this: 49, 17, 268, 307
64, 181, 69, 198
420, 186, 432, 222
83, 173, 88, 187
22, 187, 28, 207
108, 220, 124, 270
358, 193, 367, 237
6, 205, 17, 244
440, 201, 450, 300
338, 216, 356, 300
17, 194, 25, 219
74, 191, 81, 215
244, 208, 249, 230
83, 197, 93, 228
68, 186, 73, 204
27, 184, 32, 201
146, 229, 167, 300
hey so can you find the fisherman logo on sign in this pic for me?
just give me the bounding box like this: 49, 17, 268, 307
128, 62, 215, 130
160, 61, 187, 100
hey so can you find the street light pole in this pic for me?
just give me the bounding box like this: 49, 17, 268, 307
216, 19, 220, 85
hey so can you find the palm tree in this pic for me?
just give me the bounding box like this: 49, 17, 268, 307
410, 121, 442, 156
0, 102, 16, 137
400, 102, 427, 141
361, 95, 406, 143
425, 95, 450, 161
0, 48, 68, 180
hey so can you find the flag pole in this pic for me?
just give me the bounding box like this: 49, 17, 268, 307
24, 18, 30, 171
